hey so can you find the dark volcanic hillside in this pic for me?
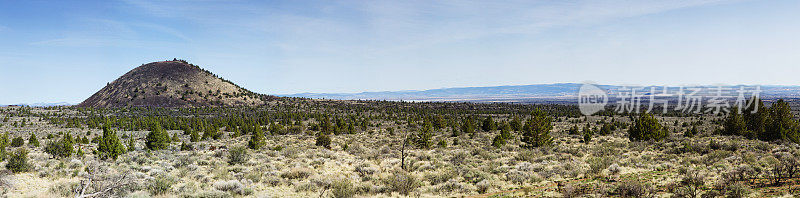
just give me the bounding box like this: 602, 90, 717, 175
77, 60, 265, 107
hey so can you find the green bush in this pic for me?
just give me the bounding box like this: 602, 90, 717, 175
723, 108, 747, 136
331, 179, 356, 198
44, 132, 73, 158
628, 113, 667, 141
521, 110, 553, 148
413, 128, 433, 149
316, 133, 331, 149
491, 135, 506, 148
148, 175, 173, 195
97, 126, 126, 160
482, 116, 496, 132
146, 125, 171, 150
568, 125, 579, 135
6, 148, 31, 173
385, 171, 420, 196
189, 129, 200, 142
10, 136, 24, 147
583, 128, 593, 144
28, 134, 40, 147
684, 126, 698, 138
0, 132, 8, 160
228, 146, 248, 165
587, 157, 612, 176
247, 125, 265, 150
180, 141, 193, 151
614, 179, 652, 197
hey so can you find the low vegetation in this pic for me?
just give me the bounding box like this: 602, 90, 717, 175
0, 97, 799, 197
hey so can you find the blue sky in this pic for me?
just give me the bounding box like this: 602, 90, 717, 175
0, 0, 798, 104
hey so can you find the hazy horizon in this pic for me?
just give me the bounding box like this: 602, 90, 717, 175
2, 0, 799, 104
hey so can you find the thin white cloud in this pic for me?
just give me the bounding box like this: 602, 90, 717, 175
29, 17, 191, 47
131, 22, 192, 42
340, 0, 745, 54
30, 37, 176, 48
119, 0, 745, 54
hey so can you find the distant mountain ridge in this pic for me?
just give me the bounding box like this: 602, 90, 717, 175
1, 102, 74, 107
283, 83, 800, 102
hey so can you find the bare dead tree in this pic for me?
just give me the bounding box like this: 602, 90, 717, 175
74, 167, 132, 198
401, 132, 410, 170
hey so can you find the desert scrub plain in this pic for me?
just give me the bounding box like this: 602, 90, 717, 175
0, 99, 799, 197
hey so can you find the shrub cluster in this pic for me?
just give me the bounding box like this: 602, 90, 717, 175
146, 125, 171, 150
45, 132, 74, 158
520, 110, 553, 148
228, 147, 248, 165
28, 134, 39, 147
247, 125, 265, 150
97, 126, 126, 160
628, 113, 667, 141
6, 148, 31, 173
492, 125, 512, 148
315, 132, 331, 149
0, 133, 8, 160
10, 136, 24, 147
723, 98, 800, 143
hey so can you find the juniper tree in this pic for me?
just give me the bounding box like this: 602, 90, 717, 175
492, 124, 513, 148
599, 122, 615, 135
5, 148, 31, 173
414, 128, 433, 149
460, 117, 476, 135
723, 107, 746, 136
146, 124, 171, 150
190, 129, 200, 142
248, 125, 265, 150
315, 132, 331, 149
521, 110, 553, 148
10, 136, 24, 147
743, 97, 767, 139
568, 125, 579, 135
28, 133, 39, 147
766, 99, 799, 143
97, 126, 126, 160
44, 132, 73, 158
510, 116, 523, 131
171, 132, 180, 142
180, 141, 193, 151
583, 127, 594, 144
0, 133, 8, 160
684, 125, 698, 138
482, 116, 496, 132
628, 113, 668, 141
